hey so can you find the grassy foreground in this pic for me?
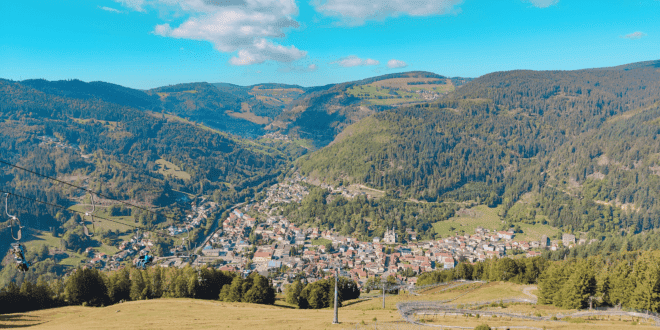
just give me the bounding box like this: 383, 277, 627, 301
1, 282, 656, 329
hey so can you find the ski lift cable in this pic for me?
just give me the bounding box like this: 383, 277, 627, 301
0, 188, 143, 231
82, 193, 96, 237
0, 189, 192, 242
0, 159, 183, 223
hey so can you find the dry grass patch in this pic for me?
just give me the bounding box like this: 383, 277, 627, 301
4, 298, 401, 330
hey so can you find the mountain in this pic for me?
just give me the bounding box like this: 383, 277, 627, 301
297, 60, 660, 236
274, 71, 472, 147
0, 78, 288, 240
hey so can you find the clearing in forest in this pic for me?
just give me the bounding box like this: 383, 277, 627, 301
155, 159, 191, 181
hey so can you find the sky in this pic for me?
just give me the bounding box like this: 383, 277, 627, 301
1, 0, 658, 89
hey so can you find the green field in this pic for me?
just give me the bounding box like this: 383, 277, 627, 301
21, 228, 118, 266
433, 205, 560, 242
68, 204, 136, 232
310, 237, 331, 246
155, 159, 191, 180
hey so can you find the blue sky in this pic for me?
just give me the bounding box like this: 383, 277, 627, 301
1, 0, 658, 89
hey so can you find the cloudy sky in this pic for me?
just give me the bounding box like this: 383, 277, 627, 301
1, 0, 658, 89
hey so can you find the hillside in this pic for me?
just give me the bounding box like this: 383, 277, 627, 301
297, 60, 660, 236
2, 283, 651, 329
0, 78, 290, 284
275, 71, 471, 147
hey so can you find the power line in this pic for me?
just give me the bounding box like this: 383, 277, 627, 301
0, 158, 181, 223
0, 188, 143, 230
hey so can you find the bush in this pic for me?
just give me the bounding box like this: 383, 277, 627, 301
474, 324, 491, 330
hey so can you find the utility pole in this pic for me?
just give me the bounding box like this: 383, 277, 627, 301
382, 278, 386, 309
333, 267, 339, 324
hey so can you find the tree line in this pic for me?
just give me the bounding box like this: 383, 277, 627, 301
417, 251, 660, 312
0, 266, 275, 314
285, 277, 360, 309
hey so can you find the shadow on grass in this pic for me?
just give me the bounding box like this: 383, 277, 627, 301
0, 314, 46, 329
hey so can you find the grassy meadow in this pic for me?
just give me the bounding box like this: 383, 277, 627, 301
433, 205, 560, 242
2, 281, 653, 329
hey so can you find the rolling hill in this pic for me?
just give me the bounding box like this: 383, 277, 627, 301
1, 283, 650, 329
274, 71, 472, 147
296, 60, 660, 237
0, 78, 290, 283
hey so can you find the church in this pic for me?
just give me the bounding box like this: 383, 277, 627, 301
383, 227, 397, 244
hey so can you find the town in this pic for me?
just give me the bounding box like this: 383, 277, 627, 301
83, 174, 584, 293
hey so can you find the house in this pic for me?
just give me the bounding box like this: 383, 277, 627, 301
497, 231, 515, 240
539, 235, 549, 248
254, 251, 273, 262
443, 257, 456, 269
562, 233, 576, 246
202, 247, 223, 257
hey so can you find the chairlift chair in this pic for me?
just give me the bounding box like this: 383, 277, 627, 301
5, 193, 22, 241
5, 194, 29, 272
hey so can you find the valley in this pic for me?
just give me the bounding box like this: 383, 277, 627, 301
3, 59, 660, 329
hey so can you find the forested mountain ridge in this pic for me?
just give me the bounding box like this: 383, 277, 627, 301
297, 60, 660, 237
0, 78, 289, 259
274, 71, 471, 147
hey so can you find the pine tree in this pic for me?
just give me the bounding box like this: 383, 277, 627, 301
224, 276, 244, 302
629, 253, 660, 312
560, 263, 596, 309
286, 280, 303, 305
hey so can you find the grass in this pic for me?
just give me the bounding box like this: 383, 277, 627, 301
433, 204, 560, 242
68, 204, 136, 232
22, 230, 62, 251
345, 78, 456, 106
73, 118, 120, 131
433, 205, 505, 238
155, 158, 191, 181
225, 110, 269, 125
345, 184, 385, 199
310, 238, 331, 246
1, 282, 651, 329
20, 228, 118, 266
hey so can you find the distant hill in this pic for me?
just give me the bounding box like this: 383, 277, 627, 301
0, 77, 288, 250
297, 60, 660, 236
274, 71, 471, 147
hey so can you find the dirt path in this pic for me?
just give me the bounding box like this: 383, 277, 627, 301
523, 286, 538, 300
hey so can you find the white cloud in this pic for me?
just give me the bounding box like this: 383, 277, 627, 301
387, 59, 407, 69
523, 0, 559, 8
332, 55, 379, 67
622, 31, 647, 40
114, 0, 146, 12
119, 0, 306, 65
228, 39, 306, 65
279, 63, 318, 73
313, 0, 463, 25
100, 6, 124, 13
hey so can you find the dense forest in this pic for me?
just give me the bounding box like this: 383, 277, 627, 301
278, 187, 456, 240
0, 266, 276, 314
0, 78, 290, 279
418, 250, 660, 312
278, 71, 464, 147
298, 61, 660, 236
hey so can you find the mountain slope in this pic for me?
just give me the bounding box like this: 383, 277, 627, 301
0, 78, 287, 243
297, 60, 660, 235
275, 71, 471, 147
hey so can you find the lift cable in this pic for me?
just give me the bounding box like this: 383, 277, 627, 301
0, 158, 183, 223
0, 188, 144, 231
